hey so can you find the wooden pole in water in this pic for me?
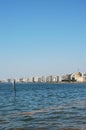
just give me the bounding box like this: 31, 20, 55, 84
13, 79, 16, 92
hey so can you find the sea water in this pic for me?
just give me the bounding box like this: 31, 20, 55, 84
0, 83, 86, 130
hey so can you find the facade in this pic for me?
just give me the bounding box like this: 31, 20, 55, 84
71, 73, 76, 81
74, 72, 82, 81
33, 77, 39, 82
46, 75, 59, 83
61, 74, 71, 82
38, 77, 42, 82
77, 73, 86, 82
19, 78, 24, 82
7, 79, 12, 83
15, 78, 20, 83
41, 76, 46, 82
28, 77, 33, 82
83, 73, 86, 82
52, 76, 59, 83
23, 78, 28, 82
46, 76, 52, 83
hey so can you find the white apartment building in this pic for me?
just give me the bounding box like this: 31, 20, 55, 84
46, 75, 59, 83
33, 77, 39, 82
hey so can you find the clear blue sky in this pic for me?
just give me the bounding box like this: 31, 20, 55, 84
0, 0, 86, 79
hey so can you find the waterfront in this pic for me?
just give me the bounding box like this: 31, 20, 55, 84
0, 83, 86, 130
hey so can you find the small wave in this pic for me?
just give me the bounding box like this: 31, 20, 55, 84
61, 128, 82, 130
0, 119, 9, 124
10, 102, 82, 117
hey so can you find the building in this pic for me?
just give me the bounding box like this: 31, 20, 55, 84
83, 73, 86, 82
52, 75, 59, 83
15, 78, 20, 83
74, 72, 82, 81
7, 79, 12, 83
19, 78, 24, 83
27, 77, 33, 82
33, 77, 38, 82
41, 76, 46, 83
46, 75, 59, 83
46, 75, 52, 83
38, 77, 42, 82
77, 73, 86, 82
61, 74, 71, 82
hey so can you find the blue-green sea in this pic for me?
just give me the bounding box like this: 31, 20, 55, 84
0, 83, 86, 130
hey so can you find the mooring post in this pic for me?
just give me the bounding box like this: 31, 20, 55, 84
13, 79, 16, 92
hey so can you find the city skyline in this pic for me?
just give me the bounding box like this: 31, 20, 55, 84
1, 71, 86, 83
0, 0, 86, 79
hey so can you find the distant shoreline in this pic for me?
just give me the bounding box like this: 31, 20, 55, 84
0, 81, 86, 84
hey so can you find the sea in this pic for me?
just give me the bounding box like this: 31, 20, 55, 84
0, 83, 86, 130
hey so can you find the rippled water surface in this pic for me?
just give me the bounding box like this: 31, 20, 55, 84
0, 83, 86, 130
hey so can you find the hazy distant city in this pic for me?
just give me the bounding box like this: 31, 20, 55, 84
0, 72, 86, 83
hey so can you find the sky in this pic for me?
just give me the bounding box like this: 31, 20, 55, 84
0, 0, 86, 79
